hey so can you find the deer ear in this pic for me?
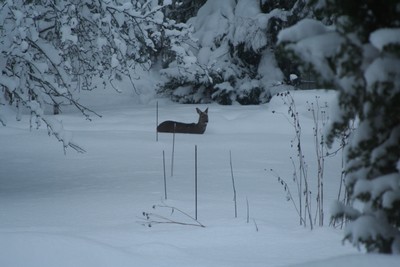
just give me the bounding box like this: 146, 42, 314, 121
205, 108, 208, 113
196, 108, 201, 114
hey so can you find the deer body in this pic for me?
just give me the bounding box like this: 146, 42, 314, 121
157, 108, 208, 134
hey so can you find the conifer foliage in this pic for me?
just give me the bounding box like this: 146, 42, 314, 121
157, 0, 310, 105
279, 0, 400, 254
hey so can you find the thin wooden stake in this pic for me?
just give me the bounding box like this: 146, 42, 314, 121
171, 123, 176, 177
156, 101, 159, 142
230, 150, 237, 218
163, 150, 167, 200
195, 145, 198, 220
246, 197, 250, 223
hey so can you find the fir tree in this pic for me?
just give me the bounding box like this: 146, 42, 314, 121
157, 0, 310, 105
279, 0, 400, 254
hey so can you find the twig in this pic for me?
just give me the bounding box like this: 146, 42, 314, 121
253, 219, 259, 232
140, 203, 205, 228
270, 168, 305, 226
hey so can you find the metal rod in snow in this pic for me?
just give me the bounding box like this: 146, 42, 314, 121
163, 150, 167, 200
230, 150, 237, 218
156, 101, 159, 142
246, 197, 250, 223
195, 145, 198, 220
171, 123, 176, 177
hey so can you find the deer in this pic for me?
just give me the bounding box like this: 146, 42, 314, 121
157, 108, 208, 134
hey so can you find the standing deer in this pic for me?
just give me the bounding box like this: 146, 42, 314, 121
157, 108, 208, 134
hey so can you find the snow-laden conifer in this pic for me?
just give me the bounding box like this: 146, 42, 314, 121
278, 0, 400, 254
158, 0, 310, 104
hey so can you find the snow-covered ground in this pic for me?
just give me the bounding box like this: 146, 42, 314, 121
1, 89, 398, 266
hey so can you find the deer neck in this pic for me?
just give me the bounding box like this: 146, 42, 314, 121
196, 119, 207, 133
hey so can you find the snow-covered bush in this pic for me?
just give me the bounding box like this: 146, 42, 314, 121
157, 0, 310, 105
0, 0, 187, 152
278, 0, 400, 254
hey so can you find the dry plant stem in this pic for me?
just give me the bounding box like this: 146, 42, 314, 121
290, 158, 301, 219
308, 98, 326, 227
143, 213, 204, 227
230, 150, 238, 218
297, 122, 313, 230
289, 93, 312, 230
271, 168, 305, 225
331, 121, 353, 228
142, 203, 205, 228
274, 91, 314, 230
253, 219, 259, 232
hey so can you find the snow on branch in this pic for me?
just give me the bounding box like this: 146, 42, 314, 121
1, 0, 188, 152
370, 28, 400, 52
44, 117, 86, 154
353, 173, 400, 202
277, 19, 330, 44
344, 215, 398, 251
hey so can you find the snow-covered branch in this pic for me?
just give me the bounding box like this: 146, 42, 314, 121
0, 0, 188, 152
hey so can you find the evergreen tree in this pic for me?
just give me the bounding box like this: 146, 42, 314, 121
157, 0, 310, 105
279, 0, 400, 253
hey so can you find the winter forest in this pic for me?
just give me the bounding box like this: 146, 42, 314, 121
1, 0, 400, 266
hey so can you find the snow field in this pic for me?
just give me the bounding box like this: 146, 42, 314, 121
1, 90, 397, 266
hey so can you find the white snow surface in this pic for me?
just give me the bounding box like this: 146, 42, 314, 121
1, 89, 399, 266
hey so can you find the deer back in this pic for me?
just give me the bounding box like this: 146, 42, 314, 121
157, 108, 208, 134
